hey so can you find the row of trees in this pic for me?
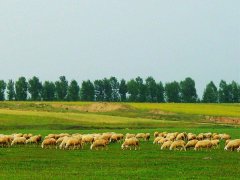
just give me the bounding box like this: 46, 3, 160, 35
0, 76, 239, 103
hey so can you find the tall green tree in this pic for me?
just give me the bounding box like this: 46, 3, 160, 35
218, 80, 230, 103
67, 80, 80, 101
55, 76, 68, 101
42, 81, 56, 101
202, 81, 218, 103
80, 80, 95, 101
28, 76, 42, 101
136, 77, 146, 102
145, 76, 157, 102
103, 78, 112, 101
156, 82, 165, 102
15, 77, 28, 101
230, 81, 240, 103
180, 77, 197, 103
7, 80, 15, 101
110, 76, 120, 102
0, 80, 6, 101
165, 81, 181, 102
119, 79, 127, 102
94, 80, 104, 101
127, 79, 138, 102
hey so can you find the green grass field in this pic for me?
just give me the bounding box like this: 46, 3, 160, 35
0, 102, 239, 179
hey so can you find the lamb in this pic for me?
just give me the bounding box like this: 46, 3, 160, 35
41, 138, 56, 149
185, 140, 198, 149
194, 140, 212, 151
121, 138, 140, 150
90, 139, 108, 150
11, 137, 26, 146
170, 140, 186, 151
224, 139, 240, 151
161, 141, 173, 150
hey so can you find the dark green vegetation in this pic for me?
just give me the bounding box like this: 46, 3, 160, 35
0, 102, 239, 179
1, 76, 240, 103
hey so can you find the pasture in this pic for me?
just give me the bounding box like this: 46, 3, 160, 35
0, 102, 239, 179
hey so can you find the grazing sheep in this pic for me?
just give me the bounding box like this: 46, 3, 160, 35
157, 138, 168, 145
121, 138, 139, 150
135, 133, 144, 139
59, 137, 71, 149
65, 137, 82, 150
194, 140, 212, 151
136, 133, 149, 141
154, 132, 159, 137
170, 140, 186, 151
90, 139, 108, 150
82, 135, 94, 145
0, 136, 11, 147
126, 133, 136, 139
203, 133, 212, 140
41, 138, 56, 149
237, 146, 240, 152
26, 135, 42, 145
225, 139, 231, 146
110, 134, 124, 143
185, 140, 198, 149
211, 140, 220, 149
224, 139, 240, 151
196, 134, 204, 141
161, 141, 173, 150
176, 133, 185, 141
220, 134, 231, 140
11, 137, 26, 146
153, 137, 164, 144
187, 133, 196, 141
212, 134, 221, 140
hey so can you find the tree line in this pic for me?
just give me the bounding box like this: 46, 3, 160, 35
0, 76, 239, 103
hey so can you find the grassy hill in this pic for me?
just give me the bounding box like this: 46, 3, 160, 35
0, 102, 239, 179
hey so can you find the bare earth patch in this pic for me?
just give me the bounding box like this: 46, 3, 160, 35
208, 116, 240, 125
52, 102, 129, 112
149, 109, 176, 115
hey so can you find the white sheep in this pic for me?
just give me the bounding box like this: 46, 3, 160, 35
11, 137, 26, 146
185, 140, 198, 149
121, 138, 139, 150
170, 140, 186, 151
194, 140, 212, 151
41, 138, 56, 149
90, 139, 108, 150
224, 139, 240, 151
161, 141, 173, 150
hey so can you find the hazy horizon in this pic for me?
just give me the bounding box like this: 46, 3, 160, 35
0, 1, 239, 97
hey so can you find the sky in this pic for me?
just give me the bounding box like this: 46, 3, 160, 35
0, 1, 239, 97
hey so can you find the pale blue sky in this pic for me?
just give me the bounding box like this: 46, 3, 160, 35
0, 1, 239, 96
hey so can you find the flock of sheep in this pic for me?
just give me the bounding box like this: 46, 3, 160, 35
0, 131, 240, 152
